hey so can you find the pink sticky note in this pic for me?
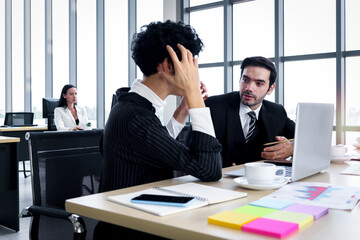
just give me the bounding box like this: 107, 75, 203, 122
283, 204, 328, 220
242, 218, 298, 239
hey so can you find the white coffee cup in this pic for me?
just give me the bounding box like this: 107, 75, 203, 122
244, 162, 285, 185
356, 137, 360, 145
330, 144, 347, 157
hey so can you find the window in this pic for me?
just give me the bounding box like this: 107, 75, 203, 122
77, 0, 97, 126
105, 0, 128, 121
346, 57, 360, 126
190, 7, 224, 64
345, 132, 359, 146
199, 67, 224, 96
284, 59, 336, 121
284, 0, 336, 56
0, 0, 171, 129
233, 0, 274, 61
12, 0, 24, 111
346, 0, 360, 51
136, 0, 164, 80
52, 0, 69, 97
137, 0, 163, 30
183, 0, 360, 144
31, 0, 45, 124
190, 0, 219, 7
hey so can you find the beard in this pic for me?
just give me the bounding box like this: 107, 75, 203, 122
240, 90, 266, 108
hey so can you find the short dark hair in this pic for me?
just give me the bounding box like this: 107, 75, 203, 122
58, 84, 77, 108
240, 56, 278, 87
131, 20, 204, 77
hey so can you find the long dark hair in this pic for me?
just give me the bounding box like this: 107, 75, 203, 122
58, 84, 77, 108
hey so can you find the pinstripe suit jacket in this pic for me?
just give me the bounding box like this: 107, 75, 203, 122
100, 92, 223, 192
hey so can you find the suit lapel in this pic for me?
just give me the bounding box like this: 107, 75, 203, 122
227, 93, 245, 145
259, 102, 275, 142
65, 108, 76, 124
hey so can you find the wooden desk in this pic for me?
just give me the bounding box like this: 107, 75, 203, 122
0, 126, 47, 177
66, 163, 360, 239
0, 136, 20, 231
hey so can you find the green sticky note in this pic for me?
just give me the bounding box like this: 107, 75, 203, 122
233, 205, 277, 217
264, 210, 314, 228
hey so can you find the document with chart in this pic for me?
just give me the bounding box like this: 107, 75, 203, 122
265, 182, 360, 210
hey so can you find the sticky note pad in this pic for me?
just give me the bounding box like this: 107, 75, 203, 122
233, 205, 277, 217
283, 203, 328, 220
208, 211, 258, 230
250, 197, 294, 209
242, 218, 298, 238
264, 210, 314, 228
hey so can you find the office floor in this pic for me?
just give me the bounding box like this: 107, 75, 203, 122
0, 163, 31, 240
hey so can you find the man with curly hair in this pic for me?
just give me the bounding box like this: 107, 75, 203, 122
94, 20, 222, 239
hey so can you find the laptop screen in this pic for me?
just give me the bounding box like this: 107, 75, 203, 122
291, 103, 334, 182
4, 112, 34, 127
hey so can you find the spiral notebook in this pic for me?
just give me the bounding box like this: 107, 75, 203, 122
108, 183, 247, 216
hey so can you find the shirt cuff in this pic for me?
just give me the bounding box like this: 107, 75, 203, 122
189, 107, 216, 138
166, 117, 185, 139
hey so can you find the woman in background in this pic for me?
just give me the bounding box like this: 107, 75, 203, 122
54, 84, 88, 131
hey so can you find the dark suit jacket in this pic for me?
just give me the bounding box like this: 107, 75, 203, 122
205, 92, 295, 167
96, 90, 223, 239
100, 90, 223, 192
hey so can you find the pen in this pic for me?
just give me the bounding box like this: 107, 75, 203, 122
263, 138, 295, 146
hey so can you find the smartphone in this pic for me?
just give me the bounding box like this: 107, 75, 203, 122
131, 194, 196, 207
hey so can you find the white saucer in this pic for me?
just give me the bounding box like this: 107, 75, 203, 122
233, 177, 288, 191
331, 154, 352, 163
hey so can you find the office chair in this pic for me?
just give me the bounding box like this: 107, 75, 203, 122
21, 129, 104, 240
42, 98, 59, 131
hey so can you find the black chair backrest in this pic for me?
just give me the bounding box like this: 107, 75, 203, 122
27, 129, 104, 208
42, 98, 59, 131
4, 112, 34, 126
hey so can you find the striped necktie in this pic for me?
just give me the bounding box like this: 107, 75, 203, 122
246, 111, 256, 143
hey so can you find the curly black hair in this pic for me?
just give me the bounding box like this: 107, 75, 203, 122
131, 20, 204, 77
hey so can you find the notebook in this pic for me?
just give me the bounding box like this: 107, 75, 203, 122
108, 182, 247, 216
225, 103, 334, 182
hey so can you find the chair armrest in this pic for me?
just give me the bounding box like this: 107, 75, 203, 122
20, 206, 86, 234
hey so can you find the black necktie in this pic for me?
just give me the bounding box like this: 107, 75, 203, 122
246, 111, 256, 143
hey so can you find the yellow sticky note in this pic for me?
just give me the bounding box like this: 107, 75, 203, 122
208, 211, 258, 230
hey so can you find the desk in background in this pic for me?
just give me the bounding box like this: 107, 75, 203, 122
0, 126, 47, 177
66, 162, 360, 240
0, 136, 20, 232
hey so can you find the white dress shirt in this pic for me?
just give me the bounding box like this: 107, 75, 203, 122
54, 105, 88, 131
129, 79, 215, 138
239, 101, 261, 137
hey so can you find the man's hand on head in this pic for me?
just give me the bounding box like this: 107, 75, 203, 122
160, 44, 204, 109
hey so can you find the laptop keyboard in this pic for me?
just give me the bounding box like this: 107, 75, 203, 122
276, 166, 292, 177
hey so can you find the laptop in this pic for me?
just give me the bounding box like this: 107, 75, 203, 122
225, 102, 334, 182
2, 112, 38, 127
